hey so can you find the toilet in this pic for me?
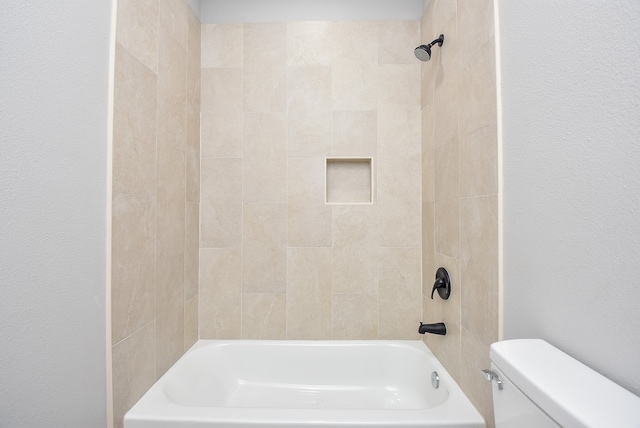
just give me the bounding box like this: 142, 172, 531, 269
486, 339, 640, 427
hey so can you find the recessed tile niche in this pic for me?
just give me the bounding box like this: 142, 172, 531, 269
325, 158, 373, 204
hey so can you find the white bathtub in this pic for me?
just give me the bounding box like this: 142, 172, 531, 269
124, 340, 485, 428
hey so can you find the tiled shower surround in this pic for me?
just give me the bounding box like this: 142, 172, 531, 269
110, 0, 499, 426
420, 0, 499, 425
198, 20, 423, 341
110, 0, 200, 426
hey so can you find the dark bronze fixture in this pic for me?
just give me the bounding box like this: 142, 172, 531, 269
418, 322, 447, 335
414, 34, 444, 62
431, 267, 451, 300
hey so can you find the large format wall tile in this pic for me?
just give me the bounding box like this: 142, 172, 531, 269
113, 44, 157, 196
155, 140, 186, 376
200, 158, 242, 248
159, 0, 189, 50
378, 21, 420, 65
433, 67, 459, 147
332, 206, 377, 294
330, 22, 377, 110
243, 23, 287, 112
186, 9, 201, 110
460, 327, 494, 427
243, 113, 287, 203
112, 193, 156, 344
332, 59, 378, 111
378, 64, 421, 108
242, 293, 286, 339
157, 25, 186, 148
331, 21, 378, 63
434, 140, 460, 259
422, 201, 435, 295
156, 143, 185, 252
377, 156, 421, 248
460, 124, 498, 198
185, 106, 200, 202
286, 248, 333, 339
378, 104, 421, 157
242, 203, 287, 293
199, 248, 241, 339
112, 322, 155, 428
287, 66, 332, 156
378, 247, 422, 339
431, 12, 460, 147
422, 102, 435, 202
200, 69, 242, 158
116, 0, 159, 74
457, 0, 494, 66
287, 157, 332, 247
184, 295, 198, 351
185, 8, 200, 204
331, 111, 377, 156
200, 110, 242, 158
333, 294, 378, 339
184, 202, 199, 301
377, 63, 421, 160
459, 39, 497, 138
155, 244, 184, 377
201, 24, 242, 68
432, 0, 456, 27
460, 195, 499, 346
287, 21, 332, 67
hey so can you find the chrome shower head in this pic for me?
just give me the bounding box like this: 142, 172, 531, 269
414, 34, 444, 62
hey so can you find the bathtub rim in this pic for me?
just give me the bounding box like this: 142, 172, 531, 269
124, 339, 485, 427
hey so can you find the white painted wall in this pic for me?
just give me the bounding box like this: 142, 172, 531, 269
0, 2, 110, 426
498, 1, 640, 395
199, 0, 424, 23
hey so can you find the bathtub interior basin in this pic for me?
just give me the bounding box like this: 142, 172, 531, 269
125, 340, 485, 428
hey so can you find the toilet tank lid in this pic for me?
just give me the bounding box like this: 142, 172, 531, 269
490, 339, 640, 428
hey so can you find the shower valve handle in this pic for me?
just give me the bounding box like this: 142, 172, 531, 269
430, 267, 451, 300
431, 279, 445, 299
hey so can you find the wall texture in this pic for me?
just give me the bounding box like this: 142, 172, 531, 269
0, 2, 109, 427
199, 20, 423, 340
499, 0, 640, 396
110, 0, 201, 426
420, 0, 499, 425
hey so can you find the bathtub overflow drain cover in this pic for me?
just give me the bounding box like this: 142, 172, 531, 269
431, 371, 439, 389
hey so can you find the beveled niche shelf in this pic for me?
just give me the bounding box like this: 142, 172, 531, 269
325, 158, 373, 205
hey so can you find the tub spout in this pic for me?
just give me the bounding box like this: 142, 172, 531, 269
418, 322, 446, 335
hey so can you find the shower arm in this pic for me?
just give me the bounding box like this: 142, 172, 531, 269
427, 35, 444, 48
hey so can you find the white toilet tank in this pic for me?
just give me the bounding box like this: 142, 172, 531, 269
488, 339, 640, 428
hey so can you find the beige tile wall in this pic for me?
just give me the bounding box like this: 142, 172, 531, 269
420, 0, 499, 426
199, 21, 423, 341
110, 4, 497, 426
110, 0, 200, 426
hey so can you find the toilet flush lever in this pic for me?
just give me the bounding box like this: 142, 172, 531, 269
481, 369, 503, 390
